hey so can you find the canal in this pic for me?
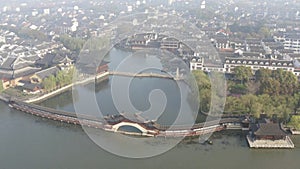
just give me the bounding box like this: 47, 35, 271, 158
1, 48, 300, 168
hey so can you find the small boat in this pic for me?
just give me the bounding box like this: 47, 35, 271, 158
207, 139, 213, 145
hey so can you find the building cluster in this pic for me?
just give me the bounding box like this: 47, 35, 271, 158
190, 35, 300, 76
0, 0, 300, 94
0, 28, 76, 94
179, 0, 300, 76
0, 0, 150, 39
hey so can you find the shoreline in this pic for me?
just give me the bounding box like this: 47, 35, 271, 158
5, 70, 183, 104
24, 72, 110, 104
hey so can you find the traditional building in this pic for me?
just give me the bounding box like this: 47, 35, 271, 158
58, 56, 74, 70
30, 66, 60, 84
0, 57, 41, 89
253, 123, 287, 140
247, 120, 294, 148
160, 37, 180, 49
127, 33, 158, 50
96, 61, 109, 74
22, 83, 42, 94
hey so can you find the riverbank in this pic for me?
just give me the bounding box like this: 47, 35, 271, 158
2, 70, 186, 104
0, 72, 110, 104
25, 72, 109, 103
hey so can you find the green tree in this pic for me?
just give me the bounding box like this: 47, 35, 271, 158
258, 26, 271, 38
58, 35, 86, 53
229, 84, 247, 94
288, 115, 300, 130
234, 66, 253, 83
255, 68, 272, 82
256, 68, 298, 95
42, 75, 56, 92
192, 70, 211, 113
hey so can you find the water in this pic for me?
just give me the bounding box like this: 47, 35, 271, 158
1, 102, 300, 169
1, 48, 300, 168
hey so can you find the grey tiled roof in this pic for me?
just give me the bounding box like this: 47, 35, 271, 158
35, 66, 60, 79
0, 67, 41, 79
254, 123, 287, 136
0, 57, 17, 70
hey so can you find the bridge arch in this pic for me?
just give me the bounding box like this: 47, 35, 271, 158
117, 125, 143, 134
111, 121, 151, 136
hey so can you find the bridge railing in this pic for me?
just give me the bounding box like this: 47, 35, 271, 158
11, 100, 105, 123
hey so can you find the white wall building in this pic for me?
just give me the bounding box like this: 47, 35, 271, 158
224, 57, 295, 74
190, 57, 300, 76
284, 34, 300, 54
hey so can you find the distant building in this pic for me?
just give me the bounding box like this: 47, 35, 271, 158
224, 57, 295, 74
160, 37, 180, 49
96, 61, 109, 74
44, 8, 50, 15
283, 34, 300, 54
190, 57, 225, 72
190, 57, 204, 71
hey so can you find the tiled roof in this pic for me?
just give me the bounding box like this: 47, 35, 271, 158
225, 57, 294, 67
254, 123, 287, 136
35, 66, 60, 79
0, 57, 16, 70
0, 67, 41, 79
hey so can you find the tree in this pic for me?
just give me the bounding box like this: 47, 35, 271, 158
56, 71, 64, 87
192, 70, 211, 113
288, 115, 300, 130
257, 94, 273, 115
234, 66, 252, 83
58, 35, 86, 53
258, 26, 271, 38
42, 75, 56, 92
256, 68, 298, 95
229, 84, 247, 94
255, 68, 272, 82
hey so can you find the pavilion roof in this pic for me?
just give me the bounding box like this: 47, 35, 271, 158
254, 123, 287, 136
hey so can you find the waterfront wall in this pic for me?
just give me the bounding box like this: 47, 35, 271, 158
25, 72, 109, 104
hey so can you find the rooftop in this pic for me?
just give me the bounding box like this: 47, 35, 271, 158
254, 123, 287, 137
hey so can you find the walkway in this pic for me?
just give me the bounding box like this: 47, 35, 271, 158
109, 71, 183, 80
246, 135, 294, 149
25, 72, 109, 103
9, 99, 243, 137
